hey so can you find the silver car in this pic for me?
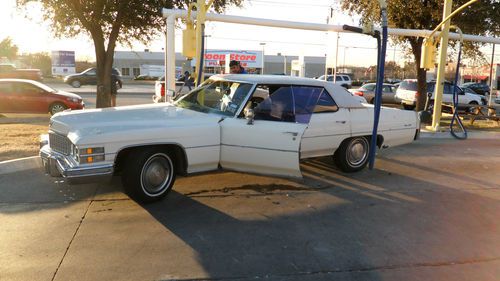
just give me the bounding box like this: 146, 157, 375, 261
349, 83, 398, 104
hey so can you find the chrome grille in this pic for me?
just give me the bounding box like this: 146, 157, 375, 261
49, 132, 71, 155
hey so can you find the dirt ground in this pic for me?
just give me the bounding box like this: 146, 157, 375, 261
0, 114, 49, 162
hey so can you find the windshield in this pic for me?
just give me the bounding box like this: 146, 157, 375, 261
175, 79, 254, 116
30, 81, 57, 93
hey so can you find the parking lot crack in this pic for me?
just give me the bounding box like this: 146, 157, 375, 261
161, 256, 500, 281
51, 199, 93, 281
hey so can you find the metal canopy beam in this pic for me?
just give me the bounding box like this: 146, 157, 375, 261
162, 9, 500, 44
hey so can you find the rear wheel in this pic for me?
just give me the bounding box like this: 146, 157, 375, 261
49, 102, 67, 115
468, 101, 479, 113
71, 80, 81, 88
121, 149, 176, 203
334, 137, 370, 172
403, 104, 415, 110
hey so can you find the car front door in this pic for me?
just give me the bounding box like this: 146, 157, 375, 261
84, 68, 97, 85
220, 85, 315, 178
13, 82, 47, 113
0, 82, 14, 112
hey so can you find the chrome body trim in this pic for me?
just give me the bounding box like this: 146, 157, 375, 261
40, 145, 113, 184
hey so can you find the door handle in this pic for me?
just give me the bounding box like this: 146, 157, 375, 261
282, 131, 298, 136
336, 120, 347, 124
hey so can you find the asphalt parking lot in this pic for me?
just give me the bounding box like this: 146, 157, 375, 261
0, 133, 499, 281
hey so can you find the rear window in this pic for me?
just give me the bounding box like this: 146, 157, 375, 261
400, 80, 418, 91
362, 84, 376, 91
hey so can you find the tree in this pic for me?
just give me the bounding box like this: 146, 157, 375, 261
20, 52, 52, 76
0, 37, 19, 60
341, 0, 500, 110
17, 0, 242, 108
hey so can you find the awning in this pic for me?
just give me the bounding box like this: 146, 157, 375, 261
462, 75, 488, 80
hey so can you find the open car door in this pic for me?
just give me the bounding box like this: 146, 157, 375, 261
220, 84, 327, 178
220, 118, 306, 178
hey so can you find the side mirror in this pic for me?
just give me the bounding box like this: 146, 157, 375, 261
244, 108, 254, 125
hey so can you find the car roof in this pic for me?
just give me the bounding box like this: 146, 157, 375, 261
210, 74, 364, 108
0, 78, 37, 83
211, 74, 331, 86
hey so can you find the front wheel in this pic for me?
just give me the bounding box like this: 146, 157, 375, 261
334, 137, 370, 173
122, 149, 176, 203
49, 102, 67, 115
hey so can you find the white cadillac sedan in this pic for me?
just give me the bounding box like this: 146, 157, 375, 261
40, 75, 420, 203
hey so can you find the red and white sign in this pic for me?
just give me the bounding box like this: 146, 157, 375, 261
193, 50, 263, 68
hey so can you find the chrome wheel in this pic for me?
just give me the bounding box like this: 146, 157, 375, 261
140, 153, 173, 196
50, 103, 66, 115
71, 80, 81, 88
346, 138, 369, 168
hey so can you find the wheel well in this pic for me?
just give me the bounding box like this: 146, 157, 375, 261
358, 134, 384, 148
114, 144, 187, 176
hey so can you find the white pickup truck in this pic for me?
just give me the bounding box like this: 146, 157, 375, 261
41, 75, 419, 203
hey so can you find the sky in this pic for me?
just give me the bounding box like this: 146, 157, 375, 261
0, 0, 497, 67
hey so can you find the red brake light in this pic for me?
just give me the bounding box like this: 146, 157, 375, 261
415, 92, 419, 98
354, 91, 364, 96
161, 83, 165, 97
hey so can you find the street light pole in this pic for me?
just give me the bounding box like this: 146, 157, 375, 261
260, 42, 266, 75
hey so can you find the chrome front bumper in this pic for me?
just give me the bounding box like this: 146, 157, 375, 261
40, 145, 113, 184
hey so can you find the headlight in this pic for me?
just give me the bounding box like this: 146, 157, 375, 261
66, 97, 80, 103
76, 146, 105, 164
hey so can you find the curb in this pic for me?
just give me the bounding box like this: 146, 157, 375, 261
0, 156, 42, 175
420, 129, 500, 139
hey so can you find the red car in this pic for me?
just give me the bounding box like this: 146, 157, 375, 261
0, 79, 84, 115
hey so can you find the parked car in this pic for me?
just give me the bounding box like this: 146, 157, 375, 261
0, 79, 84, 115
0, 63, 43, 81
41, 74, 419, 203
64, 67, 122, 88
153, 73, 212, 103
461, 82, 490, 96
349, 83, 398, 104
316, 74, 352, 89
395, 79, 484, 110
134, 74, 159, 81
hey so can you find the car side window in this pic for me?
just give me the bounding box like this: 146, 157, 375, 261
382, 85, 391, 93
363, 84, 375, 91
14, 83, 42, 95
336, 76, 344, 81
443, 84, 452, 95
251, 85, 325, 124
313, 90, 338, 113
254, 86, 295, 122
86, 69, 96, 75
293, 86, 324, 123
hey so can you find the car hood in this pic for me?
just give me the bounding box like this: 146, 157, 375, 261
53, 90, 82, 99
49, 103, 222, 145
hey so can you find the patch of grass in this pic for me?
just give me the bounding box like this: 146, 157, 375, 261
439, 117, 500, 132
0, 114, 50, 162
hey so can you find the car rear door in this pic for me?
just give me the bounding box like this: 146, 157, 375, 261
300, 88, 351, 158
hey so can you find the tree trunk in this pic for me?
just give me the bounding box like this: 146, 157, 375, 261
409, 37, 428, 111
95, 50, 113, 108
